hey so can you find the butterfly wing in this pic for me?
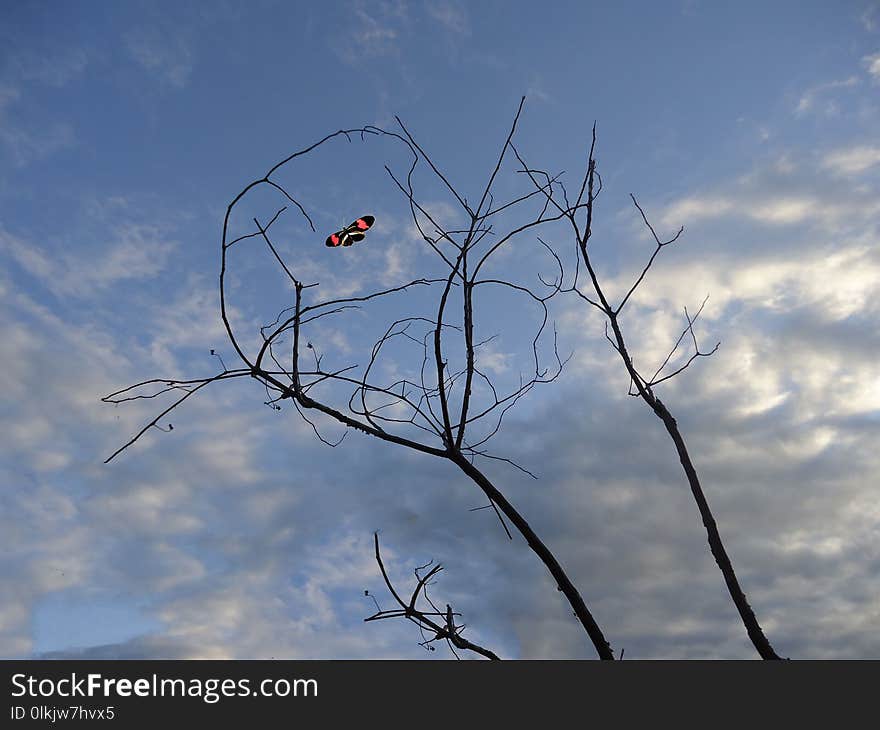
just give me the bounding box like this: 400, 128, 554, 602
326, 215, 374, 248
349, 215, 374, 232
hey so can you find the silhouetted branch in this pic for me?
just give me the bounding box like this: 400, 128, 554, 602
103, 99, 616, 659
101, 369, 251, 462
644, 296, 721, 390
515, 121, 783, 660
365, 534, 500, 660
615, 195, 684, 315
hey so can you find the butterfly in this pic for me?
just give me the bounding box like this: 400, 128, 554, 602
325, 215, 375, 247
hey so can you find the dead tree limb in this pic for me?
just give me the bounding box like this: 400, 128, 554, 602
513, 126, 783, 660
103, 99, 616, 659
365, 533, 500, 660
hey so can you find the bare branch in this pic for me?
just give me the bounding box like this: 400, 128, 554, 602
106, 107, 618, 661
647, 295, 720, 387
615, 195, 684, 315
366, 533, 500, 660
103, 372, 234, 463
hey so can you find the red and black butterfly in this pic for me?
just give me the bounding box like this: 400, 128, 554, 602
325, 215, 375, 247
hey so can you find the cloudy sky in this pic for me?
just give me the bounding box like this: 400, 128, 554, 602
2, 0, 879, 660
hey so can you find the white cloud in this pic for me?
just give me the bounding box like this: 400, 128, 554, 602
822, 145, 880, 175
0, 50, 86, 167
863, 51, 880, 81
381, 239, 412, 285
661, 196, 735, 225
662, 193, 844, 228
605, 241, 880, 330
141, 274, 229, 372
0, 224, 176, 299
795, 76, 858, 115
4, 37, 880, 659
337, 0, 409, 62
477, 343, 512, 375
659, 178, 879, 231
0, 266, 283, 656
0, 110, 75, 167
0, 46, 92, 166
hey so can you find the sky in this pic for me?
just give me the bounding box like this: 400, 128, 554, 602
1, 0, 879, 660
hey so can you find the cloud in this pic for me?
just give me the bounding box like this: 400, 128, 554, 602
0, 83, 75, 166
655, 149, 880, 234
795, 76, 858, 115
0, 262, 290, 656
0, 224, 177, 299
39, 530, 429, 659
0, 46, 90, 166
3, 29, 880, 660
863, 51, 880, 81
6, 182, 880, 659
0, 282, 137, 655
13, 48, 89, 87
525, 73, 552, 104
0, 120, 75, 167
381, 239, 411, 284
424, 0, 470, 35
125, 30, 194, 88
336, 0, 409, 62
822, 145, 880, 175
659, 192, 878, 230
520, 138, 880, 658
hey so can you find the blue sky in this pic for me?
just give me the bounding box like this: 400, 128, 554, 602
1, 0, 879, 659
